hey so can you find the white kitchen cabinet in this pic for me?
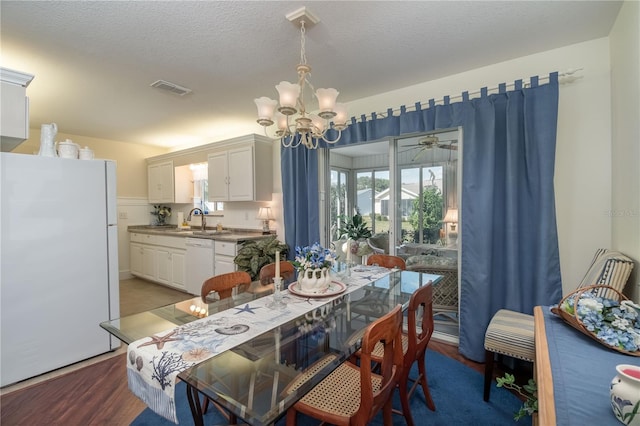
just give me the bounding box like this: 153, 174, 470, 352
129, 233, 186, 291
208, 139, 272, 202
130, 242, 143, 276
1, 68, 34, 152
148, 161, 174, 203
214, 240, 238, 275
141, 246, 157, 281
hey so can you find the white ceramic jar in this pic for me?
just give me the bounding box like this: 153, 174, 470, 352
79, 146, 94, 160
610, 364, 640, 425
57, 139, 79, 159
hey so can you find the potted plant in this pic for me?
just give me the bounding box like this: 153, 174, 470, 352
337, 208, 373, 263
233, 236, 289, 281
337, 208, 373, 240
151, 205, 172, 226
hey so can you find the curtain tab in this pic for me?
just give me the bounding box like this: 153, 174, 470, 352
371, 112, 378, 120
443, 95, 450, 105
462, 91, 469, 102
549, 72, 559, 84
499, 83, 506, 94
387, 108, 394, 117
428, 99, 435, 108
515, 80, 523, 90
480, 87, 488, 98
400, 105, 407, 114
530, 76, 539, 88
414, 102, 421, 111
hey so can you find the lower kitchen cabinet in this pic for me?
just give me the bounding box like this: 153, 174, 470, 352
129, 233, 186, 291
214, 240, 237, 275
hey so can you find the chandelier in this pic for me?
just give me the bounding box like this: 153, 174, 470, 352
254, 8, 348, 149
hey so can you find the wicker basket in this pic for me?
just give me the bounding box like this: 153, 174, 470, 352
551, 284, 640, 357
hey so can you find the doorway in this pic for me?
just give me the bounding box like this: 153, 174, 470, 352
323, 129, 461, 342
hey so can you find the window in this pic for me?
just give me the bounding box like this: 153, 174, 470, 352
400, 165, 444, 244
356, 170, 389, 233
330, 169, 348, 241
190, 163, 223, 213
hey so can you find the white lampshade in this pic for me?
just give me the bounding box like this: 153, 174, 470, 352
443, 209, 458, 223
332, 103, 348, 127
275, 112, 288, 132
309, 114, 326, 134
256, 207, 274, 220
315, 88, 339, 113
254, 97, 277, 121
276, 81, 300, 111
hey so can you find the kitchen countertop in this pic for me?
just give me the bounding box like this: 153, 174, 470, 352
128, 225, 272, 242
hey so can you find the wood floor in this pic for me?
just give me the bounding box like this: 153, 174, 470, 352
0, 278, 522, 425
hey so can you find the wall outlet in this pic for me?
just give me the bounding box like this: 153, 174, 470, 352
119, 211, 128, 220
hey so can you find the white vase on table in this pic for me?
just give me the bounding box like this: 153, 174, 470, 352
298, 267, 331, 294
611, 364, 640, 425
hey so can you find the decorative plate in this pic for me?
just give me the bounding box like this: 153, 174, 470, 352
288, 281, 347, 298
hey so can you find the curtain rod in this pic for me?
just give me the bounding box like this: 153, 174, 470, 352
358, 68, 583, 120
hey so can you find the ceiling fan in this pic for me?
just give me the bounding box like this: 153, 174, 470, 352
400, 135, 458, 162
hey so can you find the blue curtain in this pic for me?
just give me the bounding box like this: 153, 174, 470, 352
280, 143, 320, 259
280, 73, 562, 361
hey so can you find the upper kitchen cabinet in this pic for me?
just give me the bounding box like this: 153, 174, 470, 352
208, 137, 272, 202
148, 161, 174, 203
148, 161, 194, 204
145, 134, 273, 203
1, 68, 34, 152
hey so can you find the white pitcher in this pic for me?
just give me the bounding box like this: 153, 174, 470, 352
38, 123, 58, 157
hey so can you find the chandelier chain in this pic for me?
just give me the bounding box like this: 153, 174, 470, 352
299, 20, 307, 65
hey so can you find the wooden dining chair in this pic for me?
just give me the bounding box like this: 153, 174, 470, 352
285, 305, 404, 426
201, 271, 252, 302
259, 261, 296, 285
352, 282, 436, 426
367, 254, 406, 270
200, 270, 252, 419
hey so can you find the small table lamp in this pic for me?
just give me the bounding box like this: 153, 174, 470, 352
443, 208, 459, 245
257, 207, 274, 234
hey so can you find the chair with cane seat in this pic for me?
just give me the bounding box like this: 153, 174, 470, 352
352, 282, 436, 426
285, 305, 404, 426
201, 271, 251, 302
483, 248, 634, 401
367, 254, 406, 270
200, 270, 251, 419
259, 261, 295, 285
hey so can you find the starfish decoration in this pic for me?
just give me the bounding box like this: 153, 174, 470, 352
233, 304, 261, 315
137, 330, 181, 350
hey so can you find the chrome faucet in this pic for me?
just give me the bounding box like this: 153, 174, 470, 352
187, 208, 206, 232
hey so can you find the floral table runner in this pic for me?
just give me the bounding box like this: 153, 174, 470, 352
127, 266, 392, 423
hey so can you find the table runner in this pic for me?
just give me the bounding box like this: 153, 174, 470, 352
127, 266, 392, 423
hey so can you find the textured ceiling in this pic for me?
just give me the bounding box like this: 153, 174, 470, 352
1, 1, 623, 149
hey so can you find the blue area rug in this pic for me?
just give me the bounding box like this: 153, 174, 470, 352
132, 349, 529, 425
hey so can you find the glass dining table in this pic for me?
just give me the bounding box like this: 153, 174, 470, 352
101, 266, 442, 426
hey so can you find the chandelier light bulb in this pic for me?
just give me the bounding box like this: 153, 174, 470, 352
254, 97, 277, 126
333, 103, 348, 129
276, 81, 300, 115
315, 88, 339, 118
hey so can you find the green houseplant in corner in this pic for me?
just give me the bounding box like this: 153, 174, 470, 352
233, 236, 289, 281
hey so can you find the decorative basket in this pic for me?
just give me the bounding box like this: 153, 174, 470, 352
551, 285, 640, 357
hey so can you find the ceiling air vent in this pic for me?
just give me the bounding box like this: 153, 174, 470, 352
150, 80, 192, 96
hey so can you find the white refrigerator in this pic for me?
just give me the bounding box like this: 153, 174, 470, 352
0, 153, 120, 387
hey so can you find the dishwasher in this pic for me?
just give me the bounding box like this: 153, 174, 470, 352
185, 238, 214, 296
